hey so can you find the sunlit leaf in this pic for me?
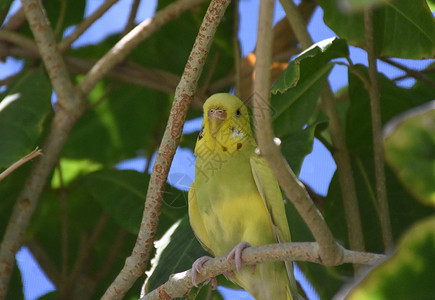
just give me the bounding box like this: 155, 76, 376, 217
145, 216, 208, 292
384, 101, 435, 206
271, 38, 348, 94
0, 69, 52, 169
347, 215, 435, 299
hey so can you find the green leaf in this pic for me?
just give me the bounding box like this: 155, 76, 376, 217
6, 264, 24, 300
82, 169, 148, 234
51, 158, 103, 189
0, 69, 52, 169
28, 186, 145, 299
342, 0, 390, 11
82, 169, 188, 235
280, 121, 325, 176
348, 215, 435, 300
272, 37, 349, 94
384, 101, 435, 206
42, 0, 86, 37
0, 0, 14, 13
63, 82, 171, 164
346, 64, 430, 152
269, 38, 348, 174
319, 0, 435, 58
145, 215, 208, 292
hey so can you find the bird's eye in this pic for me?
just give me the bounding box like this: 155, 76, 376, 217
236, 109, 241, 117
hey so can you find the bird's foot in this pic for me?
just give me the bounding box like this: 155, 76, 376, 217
191, 256, 217, 289
227, 241, 255, 272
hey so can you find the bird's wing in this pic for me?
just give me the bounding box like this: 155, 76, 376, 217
250, 154, 291, 243
188, 181, 214, 255
250, 153, 299, 299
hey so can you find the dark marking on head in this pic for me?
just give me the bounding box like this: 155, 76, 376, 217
222, 146, 227, 152
236, 109, 241, 117
237, 143, 242, 150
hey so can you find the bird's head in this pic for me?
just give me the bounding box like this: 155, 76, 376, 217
195, 93, 256, 156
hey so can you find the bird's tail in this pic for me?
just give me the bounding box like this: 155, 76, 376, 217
284, 260, 300, 300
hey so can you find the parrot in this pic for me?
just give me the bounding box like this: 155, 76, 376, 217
188, 93, 298, 300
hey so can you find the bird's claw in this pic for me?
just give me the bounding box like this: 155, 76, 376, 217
191, 256, 217, 288
227, 241, 251, 272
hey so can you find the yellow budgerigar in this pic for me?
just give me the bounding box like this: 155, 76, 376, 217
188, 93, 298, 300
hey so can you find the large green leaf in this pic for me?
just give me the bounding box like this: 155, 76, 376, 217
0, 0, 14, 15
301, 63, 435, 298
271, 37, 348, 95
63, 82, 170, 165
319, 0, 435, 58
144, 215, 208, 292
347, 215, 435, 299
343, 0, 389, 11
270, 38, 348, 173
346, 64, 431, 152
82, 169, 148, 234
384, 101, 435, 207
27, 186, 144, 299
6, 264, 24, 300
82, 169, 187, 235
0, 69, 52, 169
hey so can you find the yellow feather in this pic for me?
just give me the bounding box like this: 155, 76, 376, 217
188, 93, 297, 300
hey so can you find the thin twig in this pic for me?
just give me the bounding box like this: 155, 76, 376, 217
66, 57, 181, 94
0, 29, 39, 53
253, 0, 343, 265
142, 242, 386, 300
59, 0, 119, 52
100, 0, 231, 298
364, 7, 393, 249
53, 0, 67, 39
0, 147, 42, 181
122, 0, 141, 37
380, 57, 435, 89
281, 0, 366, 259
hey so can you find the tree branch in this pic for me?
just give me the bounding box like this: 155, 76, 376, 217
379, 57, 435, 89
280, 0, 366, 258
122, 0, 141, 37
0, 29, 39, 53
0, 147, 42, 181
141, 242, 386, 300
100, 0, 231, 298
0, 0, 85, 295
252, 0, 343, 265
364, 7, 393, 249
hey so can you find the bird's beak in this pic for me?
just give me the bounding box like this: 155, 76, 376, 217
208, 108, 226, 136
